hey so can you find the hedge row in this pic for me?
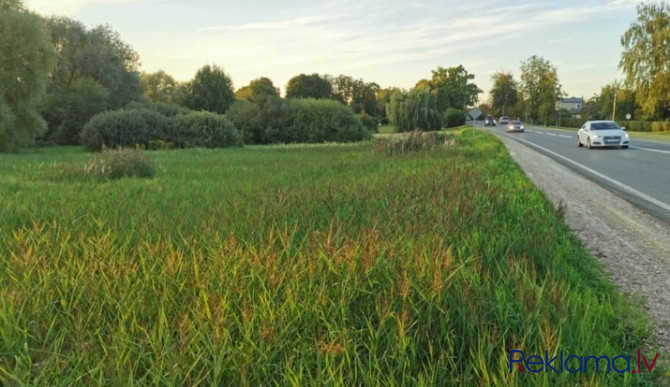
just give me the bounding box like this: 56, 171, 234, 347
81, 98, 373, 151
226, 97, 371, 144
559, 117, 670, 132
81, 108, 241, 151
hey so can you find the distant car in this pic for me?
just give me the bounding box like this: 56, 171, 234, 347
577, 120, 629, 149
506, 120, 524, 133
499, 116, 510, 125
484, 115, 496, 126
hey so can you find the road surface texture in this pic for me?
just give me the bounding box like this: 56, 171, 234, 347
489, 129, 670, 355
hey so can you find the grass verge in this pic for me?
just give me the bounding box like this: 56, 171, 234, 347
0, 130, 665, 385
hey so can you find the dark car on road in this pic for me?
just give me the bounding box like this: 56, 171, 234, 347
484, 115, 496, 126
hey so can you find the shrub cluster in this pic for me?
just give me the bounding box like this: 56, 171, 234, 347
82, 147, 156, 180
81, 104, 242, 150
560, 117, 670, 132
81, 109, 173, 151
291, 99, 371, 143
228, 97, 371, 144
373, 130, 457, 155
358, 112, 379, 133
443, 108, 466, 128
125, 100, 192, 117
173, 111, 242, 148
82, 97, 372, 151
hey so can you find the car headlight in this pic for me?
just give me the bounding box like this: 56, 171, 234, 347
590, 134, 599, 140
520, 126, 524, 130
623, 133, 629, 138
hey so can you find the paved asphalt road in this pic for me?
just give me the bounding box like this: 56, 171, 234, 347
472, 121, 670, 225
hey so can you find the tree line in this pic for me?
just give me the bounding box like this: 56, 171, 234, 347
2, 0, 670, 152
484, 2, 670, 126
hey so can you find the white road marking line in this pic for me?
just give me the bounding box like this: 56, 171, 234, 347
630, 146, 670, 155
558, 135, 572, 139
511, 137, 670, 213
545, 133, 557, 136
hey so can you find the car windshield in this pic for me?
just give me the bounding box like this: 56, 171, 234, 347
591, 122, 621, 130
511, 121, 521, 125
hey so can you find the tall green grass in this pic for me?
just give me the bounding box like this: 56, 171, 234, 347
0, 130, 664, 385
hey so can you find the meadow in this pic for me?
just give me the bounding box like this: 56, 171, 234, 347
0, 129, 663, 385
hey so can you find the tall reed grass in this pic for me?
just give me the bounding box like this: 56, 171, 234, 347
0, 131, 663, 385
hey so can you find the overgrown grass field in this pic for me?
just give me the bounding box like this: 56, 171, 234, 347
0, 129, 663, 385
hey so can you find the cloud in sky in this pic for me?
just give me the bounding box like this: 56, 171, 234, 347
23, 0, 640, 98
24, 0, 144, 16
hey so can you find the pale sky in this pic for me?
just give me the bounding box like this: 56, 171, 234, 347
24, 0, 642, 101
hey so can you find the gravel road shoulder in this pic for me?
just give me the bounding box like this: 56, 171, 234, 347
492, 131, 670, 354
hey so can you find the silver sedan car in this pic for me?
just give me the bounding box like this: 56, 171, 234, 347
577, 120, 629, 149
506, 120, 524, 133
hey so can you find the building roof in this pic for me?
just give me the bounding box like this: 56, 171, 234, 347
560, 97, 584, 103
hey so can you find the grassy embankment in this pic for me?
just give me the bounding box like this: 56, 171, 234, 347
0, 129, 664, 385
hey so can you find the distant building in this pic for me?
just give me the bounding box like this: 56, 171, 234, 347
557, 97, 584, 117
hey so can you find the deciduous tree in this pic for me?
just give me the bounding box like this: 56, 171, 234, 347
328, 75, 379, 115
588, 81, 637, 121
141, 70, 179, 103
387, 89, 441, 132
489, 71, 518, 117
620, 2, 670, 119
285, 73, 332, 99
427, 65, 481, 113
519, 55, 562, 123
183, 64, 235, 114
42, 17, 142, 144
0, 0, 55, 151
235, 77, 280, 102
376, 87, 398, 125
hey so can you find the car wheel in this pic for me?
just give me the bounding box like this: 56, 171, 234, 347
577, 136, 582, 147
586, 138, 592, 149
622, 145, 629, 149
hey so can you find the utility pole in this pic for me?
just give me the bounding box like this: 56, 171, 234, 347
612, 82, 619, 121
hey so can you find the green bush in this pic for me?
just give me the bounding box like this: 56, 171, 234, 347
289, 99, 371, 143
358, 112, 379, 133
81, 109, 174, 151
172, 111, 242, 148
83, 147, 156, 180
626, 120, 642, 131
264, 99, 300, 143
651, 122, 664, 132
125, 100, 191, 117
373, 130, 457, 155
559, 117, 586, 128
42, 77, 110, 145
147, 139, 174, 150
226, 99, 264, 144
443, 108, 466, 128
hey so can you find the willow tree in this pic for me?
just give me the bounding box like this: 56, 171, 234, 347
386, 89, 441, 132
0, 0, 55, 151
620, 2, 670, 120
